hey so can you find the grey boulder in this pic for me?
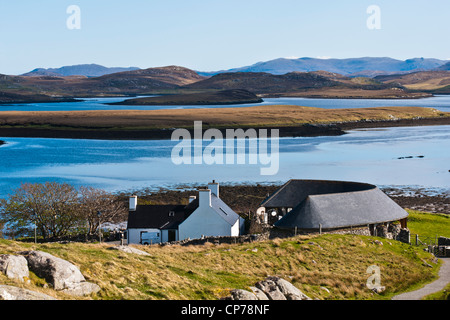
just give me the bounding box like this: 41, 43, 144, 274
228, 289, 258, 300
0, 254, 29, 282
225, 276, 311, 300
0, 285, 57, 300
267, 276, 311, 300
20, 250, 100, 296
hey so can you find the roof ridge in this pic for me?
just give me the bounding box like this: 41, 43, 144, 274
260, 179, 293, 206
210, 194, 240, 225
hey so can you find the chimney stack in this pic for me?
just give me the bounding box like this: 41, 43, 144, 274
199, 189, 211, 208
208, 180, 219, 198
129, 195, 137, 211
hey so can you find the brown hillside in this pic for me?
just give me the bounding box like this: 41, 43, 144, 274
375, 71, 450, 90
0, 66, 207, 99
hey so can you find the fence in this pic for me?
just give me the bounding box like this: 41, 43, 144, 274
410, 234, 450, 257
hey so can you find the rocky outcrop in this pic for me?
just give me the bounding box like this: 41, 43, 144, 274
224, 276, 311, 300
0, 285, 57, 300
0, 254, 29, 282
19, 250, 100, 297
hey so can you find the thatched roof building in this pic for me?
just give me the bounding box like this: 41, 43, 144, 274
259, 180, 408, 231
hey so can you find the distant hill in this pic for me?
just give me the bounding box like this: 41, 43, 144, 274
109, 89, 263, 106
436, 61, 450, 71
0, 64, 435, 102
22, 64, 140, 77
95, 65, 205, 87
1, 66, 207, 100
375, 70, 450, 92
185, 71, 342, 93
184, 70, 428, 98
198, 57, 448, 77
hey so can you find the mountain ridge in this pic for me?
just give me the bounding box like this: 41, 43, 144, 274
197, 57, 449, 77
22, 64, 140, 77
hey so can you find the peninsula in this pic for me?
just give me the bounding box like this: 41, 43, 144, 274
0, 105, 448, 140
109, 89, 263, 106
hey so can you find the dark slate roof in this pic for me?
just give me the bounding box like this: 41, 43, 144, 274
266, 180, 408, 230
261, 179, 374, 208
211, 194, 241, 225
127, 199, 199, 230
126, 195, 241, 229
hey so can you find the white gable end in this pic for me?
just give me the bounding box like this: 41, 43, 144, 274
178, 184, 241, 241
179, 205, 235, 240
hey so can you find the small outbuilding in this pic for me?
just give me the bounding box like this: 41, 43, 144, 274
257, 179, 408, 233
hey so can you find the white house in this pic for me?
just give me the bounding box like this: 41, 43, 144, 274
126, 181, 244, 244
178, 181, 245, 240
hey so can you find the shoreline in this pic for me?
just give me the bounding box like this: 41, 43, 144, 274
118, 183, 449, 216
0, 117, 449, 140
1, 92, 447, 105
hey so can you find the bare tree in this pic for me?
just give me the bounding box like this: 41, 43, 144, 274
0, 182, 128, 241
78, 186, 127, 235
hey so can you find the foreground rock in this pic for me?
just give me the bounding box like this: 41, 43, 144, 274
224, 276, 311, 300
20, 250, 100, 296
0, 254, 29, 282
0, 285, 57, 300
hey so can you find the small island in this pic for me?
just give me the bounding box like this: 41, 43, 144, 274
0, 92, 79, 104
107, 89, 263, 106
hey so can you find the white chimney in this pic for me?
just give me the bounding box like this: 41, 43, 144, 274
129, 195, 137, 211
189, 195, 196, 203
208, 180, 219, 198
199, 189, 211, 208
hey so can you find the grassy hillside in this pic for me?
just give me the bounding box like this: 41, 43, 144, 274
375, 70, 450, 91
407, 210, 450, 238
1, 210, 448, 300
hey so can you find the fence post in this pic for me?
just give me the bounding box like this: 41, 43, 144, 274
415, 234, 419, 246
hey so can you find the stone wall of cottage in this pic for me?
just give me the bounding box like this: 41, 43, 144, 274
159, 223, 412, 247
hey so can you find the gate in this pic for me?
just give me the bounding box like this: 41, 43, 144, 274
411, 234, 450, 257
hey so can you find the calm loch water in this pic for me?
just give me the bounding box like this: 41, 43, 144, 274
1, 96, 449, 198
0, 124, 449, 198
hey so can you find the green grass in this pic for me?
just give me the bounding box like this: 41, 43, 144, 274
423, 283, 450, 300
1, 210, 448, 300
407, 210, 450, 238
0, 234, 442, 300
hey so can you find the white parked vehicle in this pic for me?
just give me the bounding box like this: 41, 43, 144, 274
140, 231, 160, 245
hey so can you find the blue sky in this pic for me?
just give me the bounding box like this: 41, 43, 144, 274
0, 0, 449, 75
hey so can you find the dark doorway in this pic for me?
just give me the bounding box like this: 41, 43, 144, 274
168, 230, 176, 242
